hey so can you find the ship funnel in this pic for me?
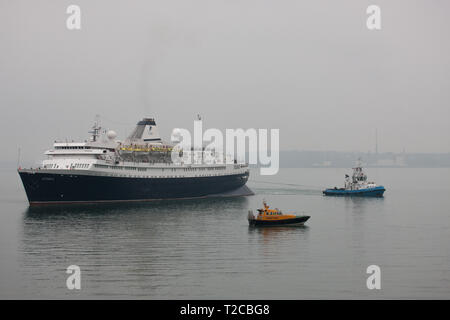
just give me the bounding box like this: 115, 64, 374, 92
127, 118, 162, 144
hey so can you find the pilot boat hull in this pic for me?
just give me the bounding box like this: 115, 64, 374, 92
248, 216, 310, 227
323, 186, 385, 197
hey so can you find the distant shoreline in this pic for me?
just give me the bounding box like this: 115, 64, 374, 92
4, 150, 450, 170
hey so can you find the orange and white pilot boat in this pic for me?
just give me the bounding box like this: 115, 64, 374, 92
248, 200, 310, 226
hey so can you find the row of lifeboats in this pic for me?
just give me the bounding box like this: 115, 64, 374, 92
118, 145, 173, 153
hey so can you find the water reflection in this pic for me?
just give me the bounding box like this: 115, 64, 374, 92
247, 225, 310, 259
343, 196, 385, 215
21, 197, 252, 269
20, 197, 253, 297
248, 225, 310, 238
24, 196, 250, 218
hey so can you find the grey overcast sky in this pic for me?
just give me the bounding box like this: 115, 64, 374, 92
1, 0, 449, 164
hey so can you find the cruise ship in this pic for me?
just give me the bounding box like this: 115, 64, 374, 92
18, 118, 252, 205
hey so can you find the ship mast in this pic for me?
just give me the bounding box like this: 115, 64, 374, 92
89, 115, 101, 142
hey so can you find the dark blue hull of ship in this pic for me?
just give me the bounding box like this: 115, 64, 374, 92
18, 170, 252, 205
323, 186, 385, 197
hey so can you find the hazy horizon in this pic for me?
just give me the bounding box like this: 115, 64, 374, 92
1, 0, 449, 165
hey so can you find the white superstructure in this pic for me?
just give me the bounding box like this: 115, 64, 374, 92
343, 160, 378, 190
38, 118, 249, 179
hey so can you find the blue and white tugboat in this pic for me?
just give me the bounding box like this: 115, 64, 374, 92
323, 161, 385, 197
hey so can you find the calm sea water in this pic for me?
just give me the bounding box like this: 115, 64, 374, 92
0, 167, 449, 299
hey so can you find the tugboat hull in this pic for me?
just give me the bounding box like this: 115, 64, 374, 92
323, 186, 385, 197
248, 216, 310, 227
